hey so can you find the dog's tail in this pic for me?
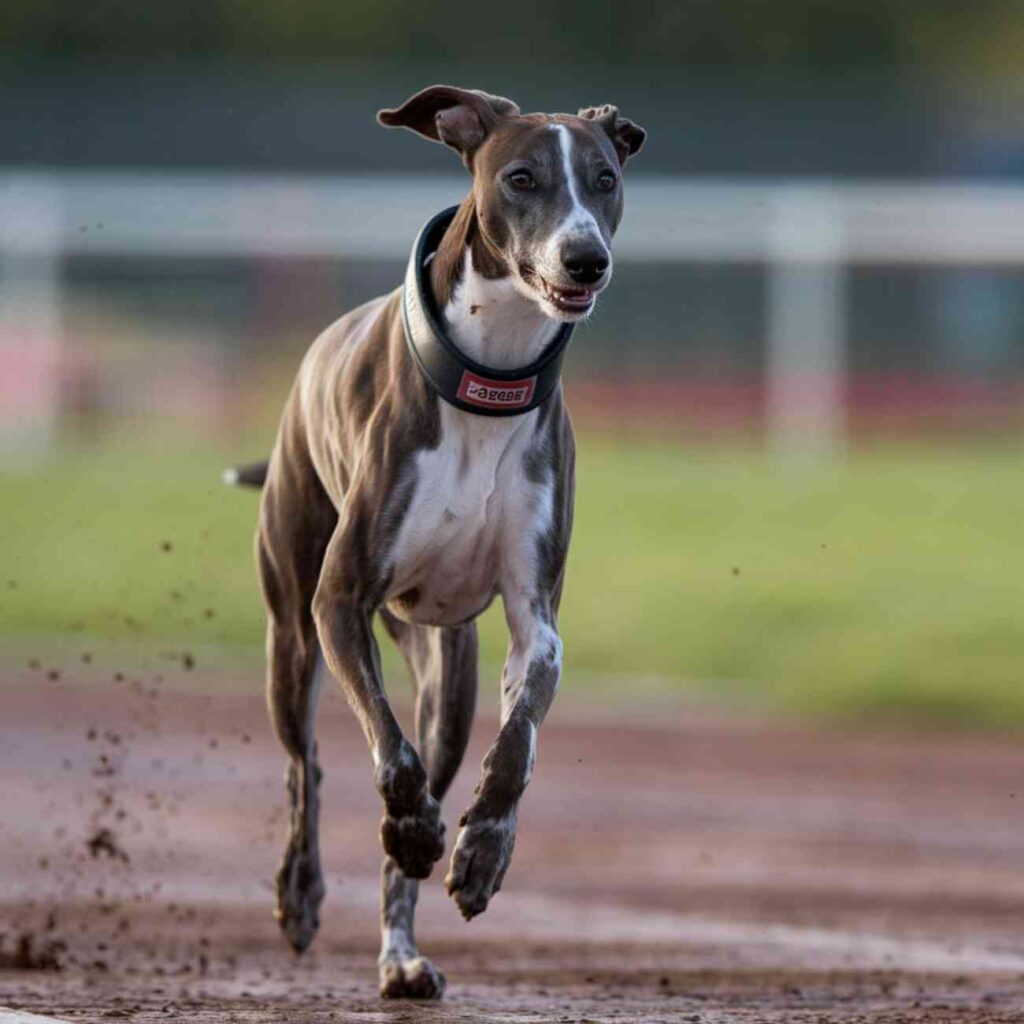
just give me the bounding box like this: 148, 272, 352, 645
222, 459, 269, 489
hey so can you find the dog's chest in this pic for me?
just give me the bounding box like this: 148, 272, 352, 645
384, 407, 546, 626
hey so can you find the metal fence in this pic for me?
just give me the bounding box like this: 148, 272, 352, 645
3, 171, 1024, 458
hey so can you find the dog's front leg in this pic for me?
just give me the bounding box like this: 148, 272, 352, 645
445, 593, 561, 919
313, 563, 445, 880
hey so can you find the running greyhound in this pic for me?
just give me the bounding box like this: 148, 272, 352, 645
226, 85, 645, 999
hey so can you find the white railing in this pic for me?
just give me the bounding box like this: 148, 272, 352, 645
3, 171, 1024, 457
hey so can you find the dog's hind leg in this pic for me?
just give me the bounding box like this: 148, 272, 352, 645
258, 446, 337, 954
376, 613, 478, 999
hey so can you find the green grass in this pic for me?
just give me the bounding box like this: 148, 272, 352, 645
3, 433, 1024, 726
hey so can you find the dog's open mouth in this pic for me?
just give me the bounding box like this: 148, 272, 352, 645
541, 280, 595, 313
521, 266, 598, 314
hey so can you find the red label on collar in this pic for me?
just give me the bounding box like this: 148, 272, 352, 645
457, 370, 537, 410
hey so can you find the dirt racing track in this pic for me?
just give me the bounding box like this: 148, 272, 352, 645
3, 663, 1024, 1022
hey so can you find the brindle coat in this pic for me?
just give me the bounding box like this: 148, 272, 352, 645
246, 86, 645, 999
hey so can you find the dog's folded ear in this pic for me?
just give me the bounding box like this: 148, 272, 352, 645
577, 105, 647, 166
378, 86, 520, 166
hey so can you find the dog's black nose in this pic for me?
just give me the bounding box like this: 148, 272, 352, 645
562, 246, 609, 285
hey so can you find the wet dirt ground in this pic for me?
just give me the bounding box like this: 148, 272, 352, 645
3, 660, 1024, 1022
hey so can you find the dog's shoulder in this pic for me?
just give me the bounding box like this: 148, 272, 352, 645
295, 289, 400, 419
303, 290, 398, 378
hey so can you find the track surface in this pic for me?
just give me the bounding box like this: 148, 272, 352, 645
2, 664, 1024, 1022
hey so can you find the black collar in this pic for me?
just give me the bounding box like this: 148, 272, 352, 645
402, 206, 575, 417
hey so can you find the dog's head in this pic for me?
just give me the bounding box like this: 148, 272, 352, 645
378, 86, 646, 322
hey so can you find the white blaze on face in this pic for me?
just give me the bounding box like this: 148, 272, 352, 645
539, 124, 610, 276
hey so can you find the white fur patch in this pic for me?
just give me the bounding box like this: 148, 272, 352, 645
380, 924, 417, 964
383, 251, 559, 628
536, 124, 610, 277
446, 249, 558, 368
523, 721, 538, 785
384, 404, 536, 626
554, 123, 601, 239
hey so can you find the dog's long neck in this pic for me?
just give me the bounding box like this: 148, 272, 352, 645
430, 196, 559, 371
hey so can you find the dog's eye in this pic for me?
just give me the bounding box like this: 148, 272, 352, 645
596, 169, 618, 192
507, 169, 536, 191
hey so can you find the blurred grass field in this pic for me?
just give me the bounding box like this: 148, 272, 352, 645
2, 432, 1023, 726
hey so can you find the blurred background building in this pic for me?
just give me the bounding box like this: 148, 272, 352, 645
3, 1, 1023, 458
2, 1, 1023, 720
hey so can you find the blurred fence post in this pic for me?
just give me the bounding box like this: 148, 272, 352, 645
0, 173, 63, 465
766, 189, 845, 460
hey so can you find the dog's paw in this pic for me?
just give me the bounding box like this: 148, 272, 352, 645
380, 794, 445, 880
274, 842, 325, 953
376, 743, 445, 879
379, 955, 446, 999
444, 813, 517, 920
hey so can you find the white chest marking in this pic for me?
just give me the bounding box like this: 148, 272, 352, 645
384, 405, 548, 625
445, 249, 557, 368
383, 255, 558, 626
